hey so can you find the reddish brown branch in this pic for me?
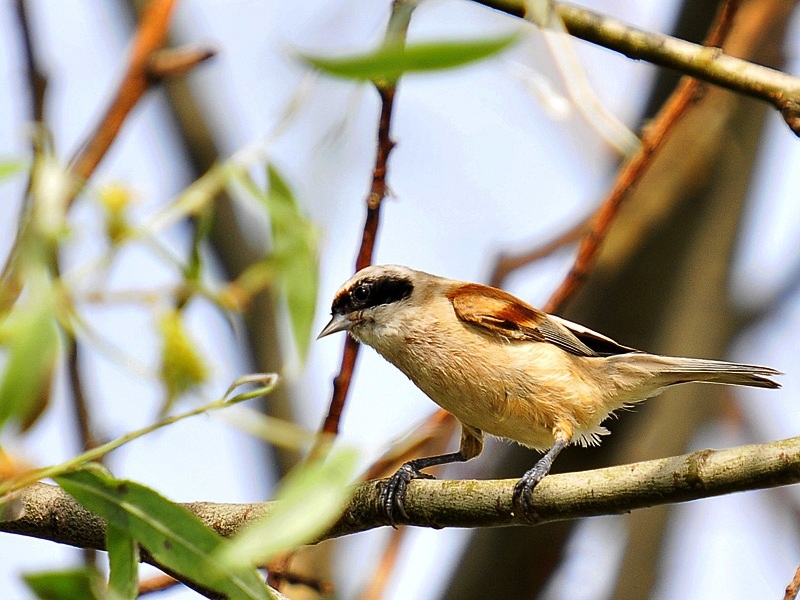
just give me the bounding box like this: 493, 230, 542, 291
490, 215, 590, 289
785, 564, 800, 600
2, 0, 205, 313
319, 85, 399, 440
489, 1, 741, 300
148, 46, 216, 79
67, 0, 177, 187
541, 90, 694, 312
542, 0, 741, 313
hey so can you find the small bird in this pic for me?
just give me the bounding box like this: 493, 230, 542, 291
318, 265, 781, 523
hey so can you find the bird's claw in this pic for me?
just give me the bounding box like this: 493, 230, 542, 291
511, 463, 548, 521
381, 462, 434, 527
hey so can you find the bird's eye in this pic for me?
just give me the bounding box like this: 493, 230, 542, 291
352, 283, 371, 303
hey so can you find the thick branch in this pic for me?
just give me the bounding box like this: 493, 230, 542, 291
3, 436, 800, 550
471, 0, 800, 135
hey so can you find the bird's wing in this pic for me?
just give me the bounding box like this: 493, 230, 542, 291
447, 283, 602, 357
548, 315, 638, 356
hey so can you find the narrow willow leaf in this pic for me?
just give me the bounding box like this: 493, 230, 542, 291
0, 281, 59, 432
56, 465, 274, 600
266, 164, 319, 360
219, 448, 358, 567
24, 568, 104, 600
107, 523, 139, 600
302, 34, 520, 82
158, 309, 209, 410
231, 166, 319, 360
0, 160, 26, 181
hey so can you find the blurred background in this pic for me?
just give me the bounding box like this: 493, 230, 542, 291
0, 0, 799, 598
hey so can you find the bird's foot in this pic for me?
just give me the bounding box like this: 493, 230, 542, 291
511, 461, 550, 521
381, 462, 435, 527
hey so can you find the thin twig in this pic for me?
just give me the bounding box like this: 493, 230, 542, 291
1, 1, 49, 310
785, 564, 800, 600
317, 1, 418, 444
489, 215, 590, 289
13, 0, 47, 123
542, 1, 739, 313
1, 0, 207, 313
65, 335, 101, 455
471, 0, 800, 135
147, 46, 216, 79
268, 567, 334, 596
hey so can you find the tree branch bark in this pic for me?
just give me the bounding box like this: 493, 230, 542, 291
470, 0, 800, 135
3, 436, 799, 551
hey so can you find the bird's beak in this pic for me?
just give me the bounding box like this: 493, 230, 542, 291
317, 313, 355, 339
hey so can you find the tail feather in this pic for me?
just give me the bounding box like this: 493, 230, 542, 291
657, 357, 781, 389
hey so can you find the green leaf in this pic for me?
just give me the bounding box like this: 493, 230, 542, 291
0, 159, 26, 181
265, 165, 319, 360
219, 448, 357, 568
55, 465, 274, 600
24, 568, 104, 600
0, 277, 59, 432
231, 165, 319, 360
107, 523, 139, 600
157, 308, 209, 409
301, 34, 520, 82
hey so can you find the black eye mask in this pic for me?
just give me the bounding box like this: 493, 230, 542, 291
333, 275, 414, 315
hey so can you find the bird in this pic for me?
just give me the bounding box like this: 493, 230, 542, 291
317, 265, 781, 523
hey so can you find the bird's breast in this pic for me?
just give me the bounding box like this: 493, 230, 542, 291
366, 320, 607, 449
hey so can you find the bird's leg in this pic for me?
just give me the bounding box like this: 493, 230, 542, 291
382, 424, 483, 527
512, 435, 569, 519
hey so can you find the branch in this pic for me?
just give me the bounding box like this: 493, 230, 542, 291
785, 564, 800, 600
67, 0, 177, 186
14, 0, 47, 124
541, 71, 700, 313
471, 0, 800, 136
4, 436, 800, 551
317, 0, 418, 443
489, 215, 589, 289
0, 0, 213, 313
488, 0, 779, 311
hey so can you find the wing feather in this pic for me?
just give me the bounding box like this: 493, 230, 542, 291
447, 284, 602, 357
548, 315, 637, 355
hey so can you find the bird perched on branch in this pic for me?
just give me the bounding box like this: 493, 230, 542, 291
318, 265, 781, 523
